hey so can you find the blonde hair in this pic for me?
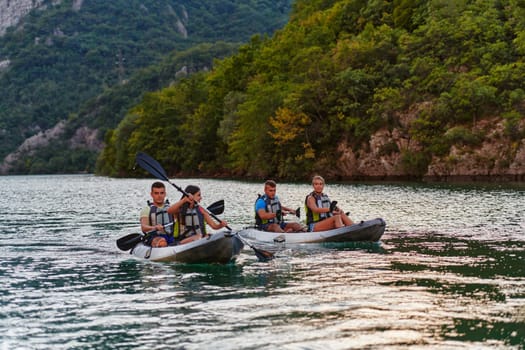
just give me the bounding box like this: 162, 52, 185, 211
312, 175, 325, 185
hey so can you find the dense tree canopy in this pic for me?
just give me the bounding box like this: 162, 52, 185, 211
0, 0, 292, 173
98, 0, 525, 179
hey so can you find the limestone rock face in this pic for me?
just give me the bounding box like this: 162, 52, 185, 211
0, 120, 66, 173
426, 118, 525, 180
335, 115, 525, 181
0, 0, 52, 35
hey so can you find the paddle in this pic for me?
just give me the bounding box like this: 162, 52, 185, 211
116, 200, 224, 252
116, 222, 175, 251
135, 152, 275, 262
207, 199, 225, 216
116, 233, 143, 251
205, 202, 275, 262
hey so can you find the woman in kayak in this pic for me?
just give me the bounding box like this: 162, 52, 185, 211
305, 175, 353, 232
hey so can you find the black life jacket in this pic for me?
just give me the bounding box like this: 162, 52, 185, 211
254, 194, 282, 228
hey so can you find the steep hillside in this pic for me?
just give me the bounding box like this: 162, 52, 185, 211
98, 0, 525, 181
0, 0, 291, 174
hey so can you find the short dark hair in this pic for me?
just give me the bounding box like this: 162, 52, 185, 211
264, 180, 276, 188
151, 181, 165, 190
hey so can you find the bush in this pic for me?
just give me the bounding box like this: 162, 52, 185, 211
444, 126, 483, 147
400, 150, 431, 177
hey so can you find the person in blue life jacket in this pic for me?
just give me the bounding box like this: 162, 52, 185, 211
304, 175, 354, 232
166, 185, 228, 245
255, 180, 305, 233
140, 181, 175, 247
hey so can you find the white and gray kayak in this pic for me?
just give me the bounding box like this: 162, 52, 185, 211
237, 218, 386, 244
130, 230, 244, 263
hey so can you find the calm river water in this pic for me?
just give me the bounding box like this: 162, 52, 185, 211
0, 175, 524, 349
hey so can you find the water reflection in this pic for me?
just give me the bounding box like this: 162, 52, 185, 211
387, 233, 525, 279
1, 175, 524, 349
382, 232, 525, 349
442, 317, 524, 348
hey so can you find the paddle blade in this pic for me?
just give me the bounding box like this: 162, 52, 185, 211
135, 152, 169, 181
252, 246, 274, 262
234, 232, 274, 262
207, 200, 225, 215
116, 233, 143, 251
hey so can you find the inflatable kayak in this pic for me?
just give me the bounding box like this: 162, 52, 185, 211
128, 230, 244, 263
237, 218, 386, 244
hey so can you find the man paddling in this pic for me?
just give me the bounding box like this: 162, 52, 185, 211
140, 181, 175, 247
255, 180, 305, 233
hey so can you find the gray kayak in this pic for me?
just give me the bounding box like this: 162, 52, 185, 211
237, 218, 386, 244
130, 230, 244, 264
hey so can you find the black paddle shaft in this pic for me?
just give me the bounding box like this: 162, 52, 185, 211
136, 152, 184, 192
136, 152, 231, 228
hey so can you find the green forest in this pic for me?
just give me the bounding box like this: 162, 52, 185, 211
97, 0, 525, 180
0, 0, 291, 173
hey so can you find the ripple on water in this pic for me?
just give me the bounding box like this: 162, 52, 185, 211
0, 176, 524, 349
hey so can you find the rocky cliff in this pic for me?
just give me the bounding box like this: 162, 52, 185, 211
335, 113, 525, 182
0, 0, 50, 35
0, 1, 85, 35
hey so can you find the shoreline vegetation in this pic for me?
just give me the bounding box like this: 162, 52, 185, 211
1, 1, 524, 180
128, 172, 525, 186
2, 173, 525, 191
95, 1, 525, 181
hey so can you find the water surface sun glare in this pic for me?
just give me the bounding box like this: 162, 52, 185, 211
0, 175, 523, 349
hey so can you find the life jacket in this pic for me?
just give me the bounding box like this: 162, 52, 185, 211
174, 204, 207, 238
146, 200, 174, 234
304, 192, 332, 225
255, 194, 282, 228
